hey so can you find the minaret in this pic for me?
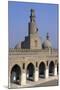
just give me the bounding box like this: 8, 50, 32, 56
28, 9, 37, 35
28, 9, 42, 49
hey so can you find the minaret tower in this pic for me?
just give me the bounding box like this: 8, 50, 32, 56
28, 9, 37, 35
16, 9, 42, 49
28, 9, 42, 49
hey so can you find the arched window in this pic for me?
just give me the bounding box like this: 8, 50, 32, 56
23, 63, 25, 69
47, 61, 48, 66
36, 62, 38, 67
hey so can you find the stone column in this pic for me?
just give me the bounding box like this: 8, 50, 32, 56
54, 65, 57, 76
34, 68, 39, 81
8, 72, 11, 88
45, 66, 49, 78
21, 70, 26, 85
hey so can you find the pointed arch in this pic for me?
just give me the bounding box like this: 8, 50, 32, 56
11, 64, 21, 84
49, 61, 55, 76
26, 63, 35, 81
39, 62, 46, 78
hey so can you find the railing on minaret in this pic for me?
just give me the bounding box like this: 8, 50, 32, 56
30, 9, 36, 22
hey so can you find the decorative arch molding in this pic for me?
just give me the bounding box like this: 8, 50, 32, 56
38, 61, 46, 68
26, 62, 35, 70
49, 60, 55, 65
10, 63, 22, 73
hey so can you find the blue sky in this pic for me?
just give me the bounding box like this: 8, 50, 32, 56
8, 1, 58, 48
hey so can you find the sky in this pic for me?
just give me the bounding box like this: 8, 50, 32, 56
8, 1, 58, 48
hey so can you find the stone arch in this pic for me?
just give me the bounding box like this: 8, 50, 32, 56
49, 61, 55, 76
11, 64, 21, 85
26, 63, 35, 81
39, 62, 46, 78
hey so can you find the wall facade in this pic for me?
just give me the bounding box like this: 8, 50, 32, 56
8, 48, 58, 86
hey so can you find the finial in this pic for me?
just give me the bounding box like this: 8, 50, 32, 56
30, 9, 34, 13
30, 9, 35, 17
46, 32, 49, 40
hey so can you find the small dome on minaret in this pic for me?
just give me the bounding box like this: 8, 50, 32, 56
42, 33, 52, 49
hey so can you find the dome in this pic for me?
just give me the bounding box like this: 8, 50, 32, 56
42, 33, 52, 49
42, 39, 52, 49
15, 42, 21, 49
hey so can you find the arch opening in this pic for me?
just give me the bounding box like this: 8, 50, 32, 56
49, 61, 54, 76
39, 62, 45, 78
11, 64, 21, 85
26, 63, 35, 81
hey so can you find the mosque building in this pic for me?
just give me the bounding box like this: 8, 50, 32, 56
8, 9, 58, 88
